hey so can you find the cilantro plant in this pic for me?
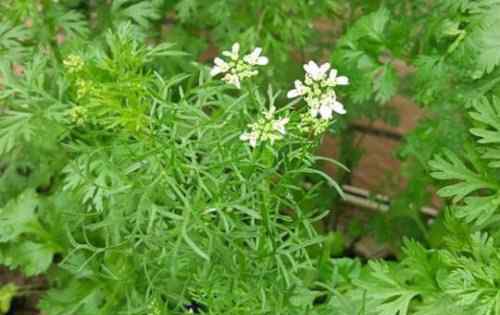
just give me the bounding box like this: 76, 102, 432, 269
0, 2, 349, 313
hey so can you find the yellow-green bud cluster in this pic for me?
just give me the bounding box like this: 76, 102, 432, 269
63, 54, 85, 74
69, 106, 88, 125
75, 79, 93, 100
298, 112, 331, 136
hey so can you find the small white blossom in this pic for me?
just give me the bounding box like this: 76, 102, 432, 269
211, 43, 268, 89
318, 98, 346, 120
223, 73, 241, 89
287, 80, 309, 98
304, 61, 331, 81
240, 106, 289, 148
210, 57, 230, 76
327, 69, 349, 86
240, 131, 259, 147
243, 47, 269, 65
222, 42, 240, 60
288, 60, 349, 120
273, 117, 289, 135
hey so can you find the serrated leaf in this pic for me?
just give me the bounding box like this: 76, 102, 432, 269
374, 65, 398, 104
39, 280, 102, 315
0, 110, 34, 155
429, 150, 496, 203
0, 189, 39, 242
3, 241, 55, 276
111, 0, 160, 28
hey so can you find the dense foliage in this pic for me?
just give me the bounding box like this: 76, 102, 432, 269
1, 0, 500, 314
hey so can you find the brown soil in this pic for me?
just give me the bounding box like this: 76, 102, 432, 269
0, 268, 44, 315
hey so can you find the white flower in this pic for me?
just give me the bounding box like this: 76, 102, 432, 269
273, 117, 289, 134
327, 69, 349, 86
304, 61, 331, 81
222, 42, 240, 60
243, 47, 269, 65
210, 57, 230, 76
240, 131, 258, 147
240, 107, 289, 148
287, 80, 309, 98
211, 43, 268, 89
317, 98, 346, 120
289, 61, 349, 121
223, 73, 241, 89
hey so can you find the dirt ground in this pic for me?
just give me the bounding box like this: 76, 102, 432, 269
0, 268, 44, 315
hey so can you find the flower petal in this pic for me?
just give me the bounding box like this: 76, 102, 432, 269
257, 56, 269, 65
274, 117, 289, 134
319, 63, 331, 74
240, 132, 250, 141
335, 76, 349, 85
287, 89, 300, 98
214, 57, 226, 67
304, 61, 319, 77
332, 100, 346, 115
319, 104, 333, 120
232, 42, 240, 55
210, 66, 222, 77
329, 69, 338, 80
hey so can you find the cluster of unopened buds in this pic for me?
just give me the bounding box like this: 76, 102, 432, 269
210, 43, 268, 89
297, 113, 331, 136
287, 61, 349, 120
240, 106, 289, 148
69, 105, 88, 126
63, 54, 85, 74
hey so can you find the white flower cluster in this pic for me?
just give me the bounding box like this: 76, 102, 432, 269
211, 43, 268, 89
240, 106, 289, 148
287, 61, 349, 120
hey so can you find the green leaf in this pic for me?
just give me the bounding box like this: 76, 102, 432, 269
429, 150, 496, 203
111, 0, 161, 28
0, 189, 39, 242
469, 97, 500, 144
176, 0, 198, 22
357, 261, 420, 315
39, 280, 102, 315
0, 22, 30, 65
374, 65, 398, 104
55, 9, 89, 39
474, 9, 500, 76
351, 8, 390, 42
3, 241, 55, 276
0, 110, 34, 156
